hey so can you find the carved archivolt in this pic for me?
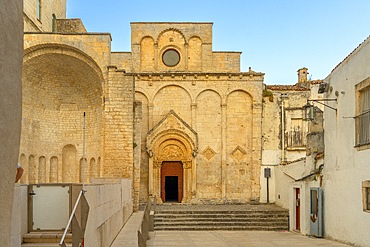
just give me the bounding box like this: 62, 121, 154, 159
160, 144, 184, 160
147, 110, 198, 165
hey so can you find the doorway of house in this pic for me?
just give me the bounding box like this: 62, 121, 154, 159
161, 161, 183, 203
295, 188, 301, 231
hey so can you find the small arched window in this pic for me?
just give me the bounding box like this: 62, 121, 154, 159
52, 14, 56, 32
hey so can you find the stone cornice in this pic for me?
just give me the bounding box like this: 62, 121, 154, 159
124, 72, 264, 82
24, 32, 112, 40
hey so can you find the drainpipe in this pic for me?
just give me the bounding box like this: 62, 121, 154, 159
281, 94, 288, 163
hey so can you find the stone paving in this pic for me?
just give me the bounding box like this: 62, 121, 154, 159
111, 203, 352, 247
146, 231, 352, 247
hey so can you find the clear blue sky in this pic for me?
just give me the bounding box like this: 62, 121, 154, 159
67, 0, 370, 85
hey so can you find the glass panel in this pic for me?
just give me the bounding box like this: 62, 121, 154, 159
357, 87, 370, 146
361, 87, 370, 113
356, 111, 370, 145
36, 0, 41, 20
311, 190, 318, 214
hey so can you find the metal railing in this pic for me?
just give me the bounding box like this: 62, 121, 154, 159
355, 110, 370, 146
59, 190, 89, 247
138, 197, 157, 247
286, 129, 307, 148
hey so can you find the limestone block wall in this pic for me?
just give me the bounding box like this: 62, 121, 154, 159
23, 33, 112, 74
103, 68, 134, 178
261, 90, 282, 163
130, 22, 241, 73
133, 102, 142, 211
21, 33, 111, 184
111, 52, 133, 72
135, 92, 150, 201
212, 52, 241, 72
0, 0, 23, 245
135, 72, 263, 202
55, 19, 87, 33
23, 0, 66, 32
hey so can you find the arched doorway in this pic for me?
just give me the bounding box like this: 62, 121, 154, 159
146, 111, 198, 203
161, 161, 183, 202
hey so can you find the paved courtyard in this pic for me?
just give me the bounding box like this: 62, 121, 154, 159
146, 231, 351, 247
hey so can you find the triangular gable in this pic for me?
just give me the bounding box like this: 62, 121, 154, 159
146, 110, 198, 152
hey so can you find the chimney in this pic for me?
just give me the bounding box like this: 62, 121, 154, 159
297, 67, 309, 83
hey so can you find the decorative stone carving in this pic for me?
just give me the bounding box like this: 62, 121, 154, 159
231, 146, 247, 162
202, 146, 216, 160
183, 161, 192, 169
147, 148, 153, 157
160, 144, 184, 160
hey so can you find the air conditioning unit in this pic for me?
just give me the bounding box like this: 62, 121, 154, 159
318, 82, 329, 94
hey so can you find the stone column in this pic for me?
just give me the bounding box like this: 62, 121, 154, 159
191, 103, 197, 129
221, 102, 227, 199
0, 0, 23, 245
183, 160, 193, 202
133, 102, 142, 211
154, 43, 158, 71
148, 103, 154, 130
185, 43, 189, 71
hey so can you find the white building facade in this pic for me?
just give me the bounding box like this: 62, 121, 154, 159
324, 36, 370, 246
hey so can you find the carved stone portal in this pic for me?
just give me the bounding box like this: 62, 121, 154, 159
146, 111, 198, 203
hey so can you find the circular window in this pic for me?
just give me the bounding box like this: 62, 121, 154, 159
162, 49, 180, 67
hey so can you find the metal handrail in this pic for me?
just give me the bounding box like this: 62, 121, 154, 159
59, 190, 84, 247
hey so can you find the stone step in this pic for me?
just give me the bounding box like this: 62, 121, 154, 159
155, 217, 287, 223
22, 244, 72, 247
155, 223, 288, 229
154, 225, 288, 231
154, 210, 288, 215
23, 232, 72, 244
154, 207, 289, 231
155, 213, 289, 218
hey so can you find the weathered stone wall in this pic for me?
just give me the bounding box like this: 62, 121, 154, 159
55, 19, 87, 33
111, 52, 133, 72
131, 22, 263, 203
23, 0, 66, 32
130, 22, 240, 73
135, 73, 263, 202
21, 33, 111, 183
212, 52, 241, 72
261, 85, 310, 204
133, 101, 142, 211
0, 0, 23, 245
103, 68, 134, 178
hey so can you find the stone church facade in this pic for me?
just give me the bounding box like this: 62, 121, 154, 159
129, 23, 264, 203
20, 0, 305, 206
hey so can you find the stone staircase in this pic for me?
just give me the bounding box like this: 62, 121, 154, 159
154, 204, 289, 231
21, 231, 72, 247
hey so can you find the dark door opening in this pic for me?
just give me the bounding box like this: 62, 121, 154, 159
295, 188, 301, 230
165, 176, 178, 202
161, 161, 183, 203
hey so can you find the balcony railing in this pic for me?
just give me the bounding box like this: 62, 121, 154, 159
356, 110, 370, 146
286, 129, 306, 148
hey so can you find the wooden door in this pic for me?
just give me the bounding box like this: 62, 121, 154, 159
161, 161, 183, 203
